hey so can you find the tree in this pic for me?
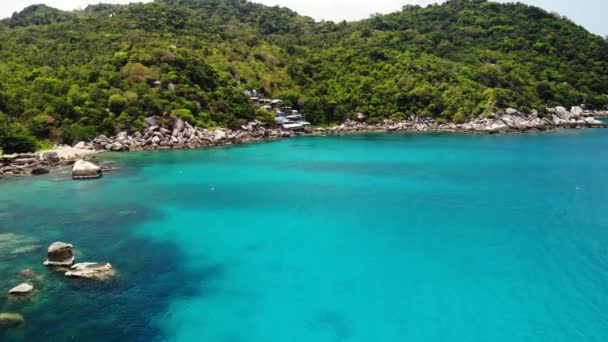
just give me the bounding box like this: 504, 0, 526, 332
108, 94, 128, 114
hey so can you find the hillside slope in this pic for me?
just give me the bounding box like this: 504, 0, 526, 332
0, 0, 607, 151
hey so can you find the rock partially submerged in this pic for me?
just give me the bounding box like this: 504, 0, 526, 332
65, 262, 115, 280
72, 160, 102, 180
8, 283, 34, 296
0, 313, 24, 327
43, 242, 74, 266
19, 269, 37, 278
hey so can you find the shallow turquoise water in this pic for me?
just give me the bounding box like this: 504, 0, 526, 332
2, 129, 608, 341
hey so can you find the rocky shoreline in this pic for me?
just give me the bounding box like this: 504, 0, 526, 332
1, 106, 606, 179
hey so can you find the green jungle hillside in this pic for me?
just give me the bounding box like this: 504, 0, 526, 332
0, 0, 607, 152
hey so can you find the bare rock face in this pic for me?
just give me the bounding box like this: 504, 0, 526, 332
555, 106, 571, 120
505, 108, 520, 116
43, 242, 74, 266
143, 116, 159, 126
72, 160, 102, 180
0, 313, 24, 327
570, 106, 584, 118
172, 116, 185, 134
73, 141, 87, 149
65, 262, 115, 280
213, 130, 227, 141
8, 283, 34, 295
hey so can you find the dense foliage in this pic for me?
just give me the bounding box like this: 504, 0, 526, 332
0, 0, 607, 151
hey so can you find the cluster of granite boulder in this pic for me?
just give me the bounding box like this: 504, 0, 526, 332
43, 241, 115, 280
319, 107, 607, 134
2, 107, 606, 180
0, 151, 63, 178
86, 116, 295, 152
2, 241, 115, 328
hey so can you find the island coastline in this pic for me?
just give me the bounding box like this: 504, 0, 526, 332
1, 108, 607, 179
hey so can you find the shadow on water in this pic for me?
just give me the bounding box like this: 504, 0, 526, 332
0, 202, 224, 342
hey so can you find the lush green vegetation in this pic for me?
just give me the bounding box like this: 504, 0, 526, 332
0, 0, 607, 152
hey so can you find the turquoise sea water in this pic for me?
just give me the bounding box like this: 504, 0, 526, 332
2, 129, 608, 341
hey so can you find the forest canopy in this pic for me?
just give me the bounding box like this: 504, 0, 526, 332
0, 0, 607, 151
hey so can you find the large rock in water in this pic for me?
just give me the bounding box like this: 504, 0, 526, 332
31, 167, 50, 175
43, 242, 74, 266
72, 160, 102, 179
65, 262, 115, 280
8, 283, 34, 295
0, 313, 24, 327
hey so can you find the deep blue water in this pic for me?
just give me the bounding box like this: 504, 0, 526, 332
2, 129, 608, 341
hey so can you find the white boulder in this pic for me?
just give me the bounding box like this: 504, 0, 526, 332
72, 160, 102, 180
66, 262, 115, 281
8, 283, 34, 295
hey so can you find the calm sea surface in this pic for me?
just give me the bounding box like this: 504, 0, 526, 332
1, 129, 608, 341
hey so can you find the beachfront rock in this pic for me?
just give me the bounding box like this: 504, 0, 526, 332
44, 242, 74, 266
73, 141, 86, 149
552, 115, 568, 125
31, 167, 50, 175
570, 106, 584, 118
111, 142, 124, 151
486, 122, 510, 133
355, 112, 367, 121
65, 262, 115, 280
213, 130, 227, 141
172, 116, 185, 133
529, 109, 539, 119
8, 283, 34, 295
584, 117, 603, 125
555, 106, 570, 120
144, 116, 158, 126
12, 158, 38, 165
41, 151, 60, 162
505, 108, 520, 116
72, 160, 102, 179
0, 313, 24, 327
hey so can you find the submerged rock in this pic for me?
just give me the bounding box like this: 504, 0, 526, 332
19, 269, 37, 278
31, 167, 50, 175
11, 244, 42, 255
65, 262, 115, 280
44, 242, 74, 266
8, 283, 34, 295
0, 313, 24, 327
72, 160, 102, 180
